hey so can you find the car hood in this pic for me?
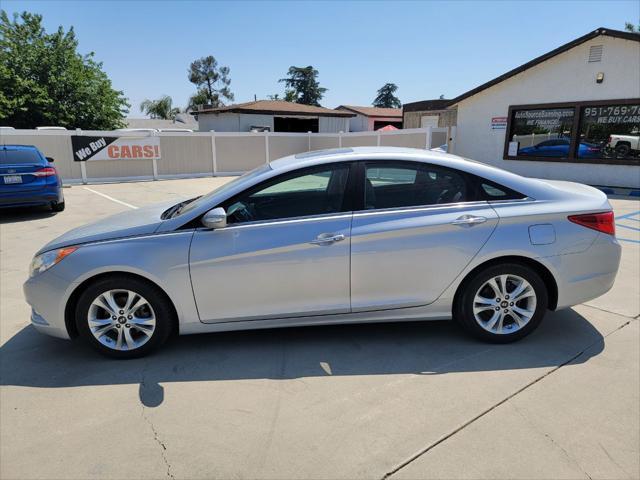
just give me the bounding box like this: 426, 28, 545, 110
37, 201, 176, 254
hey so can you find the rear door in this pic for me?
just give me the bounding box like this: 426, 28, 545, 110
0, 147, 48, 193
351, 161, 498, 311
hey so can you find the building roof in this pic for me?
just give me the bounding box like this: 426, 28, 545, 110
402, 99, 453, 113
451, 27, 640, 105
335, 105, 402, 118
126, 114, 197, 130
194, 100, 355, 117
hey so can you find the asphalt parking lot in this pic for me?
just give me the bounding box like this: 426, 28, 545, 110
1, 177, 638, 480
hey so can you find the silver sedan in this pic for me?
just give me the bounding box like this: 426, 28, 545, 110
24, 147, 621, 358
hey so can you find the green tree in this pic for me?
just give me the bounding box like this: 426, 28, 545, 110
0, 11, 129, 129
188, 55, 234, 110
140, 95, 180, 120
279, 66, 327, 106
624, 21, 639, 33
372, 83, 401, 108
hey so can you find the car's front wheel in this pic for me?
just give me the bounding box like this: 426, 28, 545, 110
75, 275, 174, 358
454, 263, 548, 343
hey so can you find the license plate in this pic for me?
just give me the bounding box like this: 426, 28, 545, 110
3, 175, 22, 184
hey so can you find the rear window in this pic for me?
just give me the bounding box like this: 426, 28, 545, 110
0, 149, 44, 165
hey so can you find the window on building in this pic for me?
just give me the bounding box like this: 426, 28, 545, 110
509, 108, 575, 158
504, 99, 640, 165
578, 103, 640, 160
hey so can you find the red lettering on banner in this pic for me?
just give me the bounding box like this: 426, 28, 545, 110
119, 146, 132, 158
143, 145, 153, 158
108, 145, 119, 158
154, 145, 160, 157
132, 145, 143, 158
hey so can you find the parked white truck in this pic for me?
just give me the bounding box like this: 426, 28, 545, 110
607, 133, 640, 157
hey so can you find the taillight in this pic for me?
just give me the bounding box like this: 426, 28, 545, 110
32, 167, 57, 177
568, 211, 615, 235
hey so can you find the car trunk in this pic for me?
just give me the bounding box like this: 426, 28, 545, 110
0, 150, 49, 193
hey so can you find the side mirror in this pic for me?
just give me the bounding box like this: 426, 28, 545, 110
201, 207, 227, 229
46, 157, 55, 162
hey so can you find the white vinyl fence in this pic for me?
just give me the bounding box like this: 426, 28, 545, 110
0, 127, 452, 184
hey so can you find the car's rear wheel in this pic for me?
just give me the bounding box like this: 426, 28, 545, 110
75, 276, 174, 358
454, 263, 548, 343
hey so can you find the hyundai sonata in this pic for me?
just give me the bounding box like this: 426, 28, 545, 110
24, 147, 621, 358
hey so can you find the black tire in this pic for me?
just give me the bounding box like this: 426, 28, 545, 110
51, 201, 65, 212
614, 144, 631, 158
75, 275, 174, 359
453, 263, 548, 343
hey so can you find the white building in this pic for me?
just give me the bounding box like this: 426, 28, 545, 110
194, 100, 354, 133
448, 27, 640, 189
335, 105, 403, 131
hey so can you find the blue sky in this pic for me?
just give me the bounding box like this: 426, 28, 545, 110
4, 1, 639, 117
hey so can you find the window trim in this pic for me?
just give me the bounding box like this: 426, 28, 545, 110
503, 98, 640, 166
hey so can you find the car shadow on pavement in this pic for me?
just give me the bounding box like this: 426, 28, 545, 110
0, 308, 604, 407
0, 206, 58, 224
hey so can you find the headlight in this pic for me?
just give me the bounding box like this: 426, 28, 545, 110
29, 247, 78, 278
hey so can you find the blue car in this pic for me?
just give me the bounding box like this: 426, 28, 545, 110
0, 145, 65, 211
518, 139, 601, 158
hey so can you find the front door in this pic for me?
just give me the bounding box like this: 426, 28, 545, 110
190, 163, 353, 323
350, 161, 498, 311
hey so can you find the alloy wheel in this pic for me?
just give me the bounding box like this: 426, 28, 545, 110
87, 289, 156, 351
472, 274, 537, 334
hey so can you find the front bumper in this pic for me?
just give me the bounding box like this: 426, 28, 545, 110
23, 270, 74, 340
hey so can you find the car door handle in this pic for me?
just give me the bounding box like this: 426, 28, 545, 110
451, 215, 487, 227
310, 233, 346, 245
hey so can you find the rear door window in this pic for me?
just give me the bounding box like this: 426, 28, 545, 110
363, 162, 470, 209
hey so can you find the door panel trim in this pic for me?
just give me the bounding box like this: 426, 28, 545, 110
352, 201, 489, 218
201, 212, 353, 231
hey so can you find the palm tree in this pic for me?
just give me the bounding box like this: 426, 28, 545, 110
140, 95, 180, 120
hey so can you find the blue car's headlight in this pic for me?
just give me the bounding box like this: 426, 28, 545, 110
29, 247, 78, 278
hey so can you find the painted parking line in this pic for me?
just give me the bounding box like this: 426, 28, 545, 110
615, 210, 640, 220
83, 187, 138, 209
616, 223, 640, 232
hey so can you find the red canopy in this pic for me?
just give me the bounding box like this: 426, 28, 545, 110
376, 124, 398, 131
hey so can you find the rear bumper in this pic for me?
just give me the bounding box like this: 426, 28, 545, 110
550, 233, 622, 309
0, 185, 63, 208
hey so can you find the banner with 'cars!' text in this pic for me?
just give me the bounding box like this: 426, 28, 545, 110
71, 136, 161, 161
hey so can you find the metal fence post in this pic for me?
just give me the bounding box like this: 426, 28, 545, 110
308, 131, 312, 151
264, 132, 270, 164
151, 131, 158, 180
210, 130, 217, 175
76, 128, 88, 184
425, 126, 432, 150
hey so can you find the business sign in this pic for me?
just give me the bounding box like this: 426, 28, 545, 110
491, 116, 507, 129
71, 135, 161, 162
514, 108, 574, 128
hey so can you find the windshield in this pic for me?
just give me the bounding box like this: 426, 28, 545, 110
174, 164, 272, 217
